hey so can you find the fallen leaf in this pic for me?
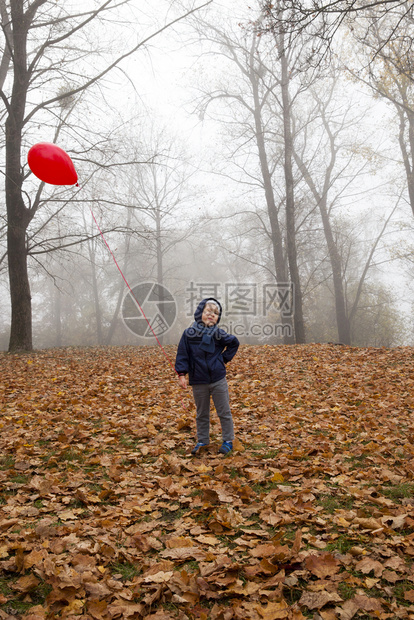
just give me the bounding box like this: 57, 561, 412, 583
304, 553, 340, 579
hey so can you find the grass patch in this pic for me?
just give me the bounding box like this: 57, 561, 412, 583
9, 474, 29, 484
30, 581, 53, 606
119, 433, 139, 449
111, 561, 141, 581
88, 483, 103, 492
0, 577, 52, 616
326, 534, 354, 554
394, 581, 414, 606
0, 576, 12, 598
59, 448, 85, 463
345, 453, 369, 461
261, 449, 280, 459
217, 535, 238, 549
250, 442, 267, 451
251, 480, 285, 493
382, 483, 414, 501
338, 581, 357, 601
230, 467, 240, 479
180, 560, 200, 573
161, 508, 188, 522
1, 599, 33, 615
36, 439, 51, 448
283, 578, 308, 605
317, 494, 354, 514
0, 456, 14, 471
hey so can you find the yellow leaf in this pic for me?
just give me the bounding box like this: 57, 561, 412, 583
233, 437, 244, 451
197, 464, 212, 473
143, 570, 173, 583
62, 599, 84, 615
365, 577, 380, 589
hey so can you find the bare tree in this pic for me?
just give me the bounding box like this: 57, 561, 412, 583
343, 3, 414, 217
292, 73, 372, 344
0, 0, 211, 351
192, 21, 302, 341
257, 0, 413, 59
128, 134, 198, 282
274, 10, 306, 343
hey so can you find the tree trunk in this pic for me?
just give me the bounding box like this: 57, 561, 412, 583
106, 280, 125, 346
105, 207, 133, 346
6, 0, 32, 351
7, 208, 32, 351
90, 251, 103, 345
156, 208, 163, 288
0, 1, 12, 89
54, 285, 62, 347
293, 153, 351, 344
249, 42, 294, 343
155, 203, 164, 344
397, 104, 414, 218
318, 203, 350, 344
279, 40, 306, 344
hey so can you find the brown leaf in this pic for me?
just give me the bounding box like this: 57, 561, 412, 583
250, 543, 283, 558
352, 517, 383, 531
337, 599, 359, 620
304, 553, 340, 579
86, 599, 108, 620
20, 605, 46, 620
195, 535, 220, 546
11, 574, 40, 593
353, 594, 383, 612
404, 589, 414, 602
0, 519, 19, 532
107, 601, 144, 618
143, 570, 174, 584
202, 489, 220, 505
161, 547, 205, 561
255, 599, 289, 619
381, 514, 407, 529
84, 581, 112, 598
298, 590, 342, 609
233, 438, 245, 452
260, 509, 283, 527
354, 556, 384, 577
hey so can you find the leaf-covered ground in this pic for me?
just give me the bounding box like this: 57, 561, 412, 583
1, 343, 414, 620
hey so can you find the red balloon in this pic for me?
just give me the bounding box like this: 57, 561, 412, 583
27, 143, 78, 185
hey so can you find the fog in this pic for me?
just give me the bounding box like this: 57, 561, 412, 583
1, 0, 413, 351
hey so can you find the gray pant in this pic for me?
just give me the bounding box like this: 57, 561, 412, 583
192, 377, 234, 444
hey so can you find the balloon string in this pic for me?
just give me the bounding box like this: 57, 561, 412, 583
89, 207, 179, 378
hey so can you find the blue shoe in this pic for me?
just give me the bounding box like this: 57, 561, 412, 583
191, 442, 209, 455
218, 441, 233, 455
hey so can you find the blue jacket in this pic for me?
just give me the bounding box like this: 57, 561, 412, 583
175, 298, 239, 385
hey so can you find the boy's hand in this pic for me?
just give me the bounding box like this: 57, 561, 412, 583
178, 375, 187, 389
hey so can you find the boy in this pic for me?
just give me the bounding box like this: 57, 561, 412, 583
175, 298, 239, 455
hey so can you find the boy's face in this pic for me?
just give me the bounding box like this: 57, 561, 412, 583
201, 303, 219, 327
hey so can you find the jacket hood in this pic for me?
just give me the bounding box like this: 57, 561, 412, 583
194, 298, 222, 324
